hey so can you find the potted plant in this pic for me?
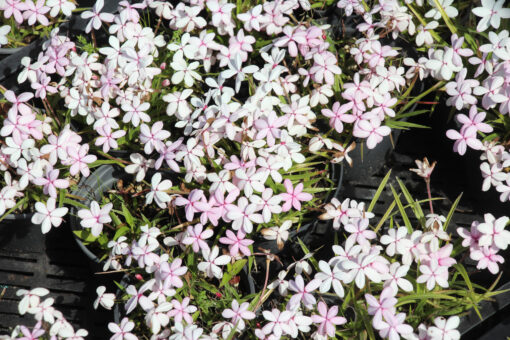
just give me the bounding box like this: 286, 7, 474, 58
2, 0, 510, 339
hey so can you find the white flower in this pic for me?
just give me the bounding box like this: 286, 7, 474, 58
31, 198, 68, 234
145, 172, 172, 208
261, 220, 291, 250
314, 260, 345, 298
427, 316, 460, 340
94, 286, 115, 310
0, 25, 10, 47
220, 53, 259, 93
383, 262, 413, 292
46, 0, 76, 17
416, 21, 438, 47
198, 246, 231, 279
170, 50, 201, 87
472, 0, 510, 32
81, 0, 115, 33
425, 0, 458, 20
125, 153, 155, 182
16, 288, 49, 315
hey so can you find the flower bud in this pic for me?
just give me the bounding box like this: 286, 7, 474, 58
162, 79, 170, 86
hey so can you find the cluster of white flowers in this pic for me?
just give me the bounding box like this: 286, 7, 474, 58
1, 288, 88, 339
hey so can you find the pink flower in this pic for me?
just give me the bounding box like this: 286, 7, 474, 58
18, 321, 45, 340
81, 0, 115, 33
254, 111, 287, 147
2, 0, 28, 24
446, 126, 483, 155
274, 26, 307, 57
174, 189, 209, 222
471, 246, 504, 274
457, 105, 493, 134
168, 297, 197, 324
280, 179, 313, 212
322, 101, 355, 133
226, 197, 263, 233
250, 188, 282, 223
417, 262, 449, 290
182, 224, 213, 253
77, 201, 113, 237
108, 317, 137, 340
365, 287, 397, 324
428, 316, 461, 340
140, 121, 170, 154
4, 90, 33, 116
23, 0, 50, 26
344, 218, 377, 248
262, 309, 293, 338
288, 275, 322, 310
157, 258, 187, 289
32, 165, 69, 198
95, 125, 126, 153
222, 300, 255, 331
235, 167, 266, 198
311, 301, 346, 337
65, 144, 97, 177
373, 311, 414, 340
310, 51, 342, 85
477, 214, 510, 250
353, 118, 391, 149
125, 281, 154, 314
219, 229, 254, 257
31, 197, 68, 234
197, 246, 231, 279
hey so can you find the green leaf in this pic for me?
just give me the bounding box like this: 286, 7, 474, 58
396, 292, 456, 307
390, 185, 413, 234
374, 200, 396, 233
444, 193, 462, 232
122, 203, 135, 228
397, 178, 425, 224
0, 197, 28, 223
297, 237, 319, 271
73, 229, 98, 243
110, 210, 122, 227
368, 170, 391, 212
113, 226, 130, 240
354, 301, 376, 340
220, 259, 247, 288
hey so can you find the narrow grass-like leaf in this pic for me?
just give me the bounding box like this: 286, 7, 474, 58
390, 185, 413, 233
368, 170, 391, 212
374, 200, 396, 233
297, 237, 319, 271
444, 193, 462, 231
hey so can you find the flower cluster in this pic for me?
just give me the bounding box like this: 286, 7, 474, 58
3, 288, 88, 339
1, 0, 510, 339
0, 0, 76, 48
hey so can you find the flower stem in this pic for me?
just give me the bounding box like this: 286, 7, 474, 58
426, 178, 434, 214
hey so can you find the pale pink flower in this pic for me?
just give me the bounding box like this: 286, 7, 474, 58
219, 229, 253, 257
280, 179, 313, 212
311, 301, 346, 337
183, 224, 213, 253
288, 275, 322, 310
222, 300, 255, 331
77, 201, 113, 237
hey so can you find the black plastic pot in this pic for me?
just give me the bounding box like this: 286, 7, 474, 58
69, 164, 130, 267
